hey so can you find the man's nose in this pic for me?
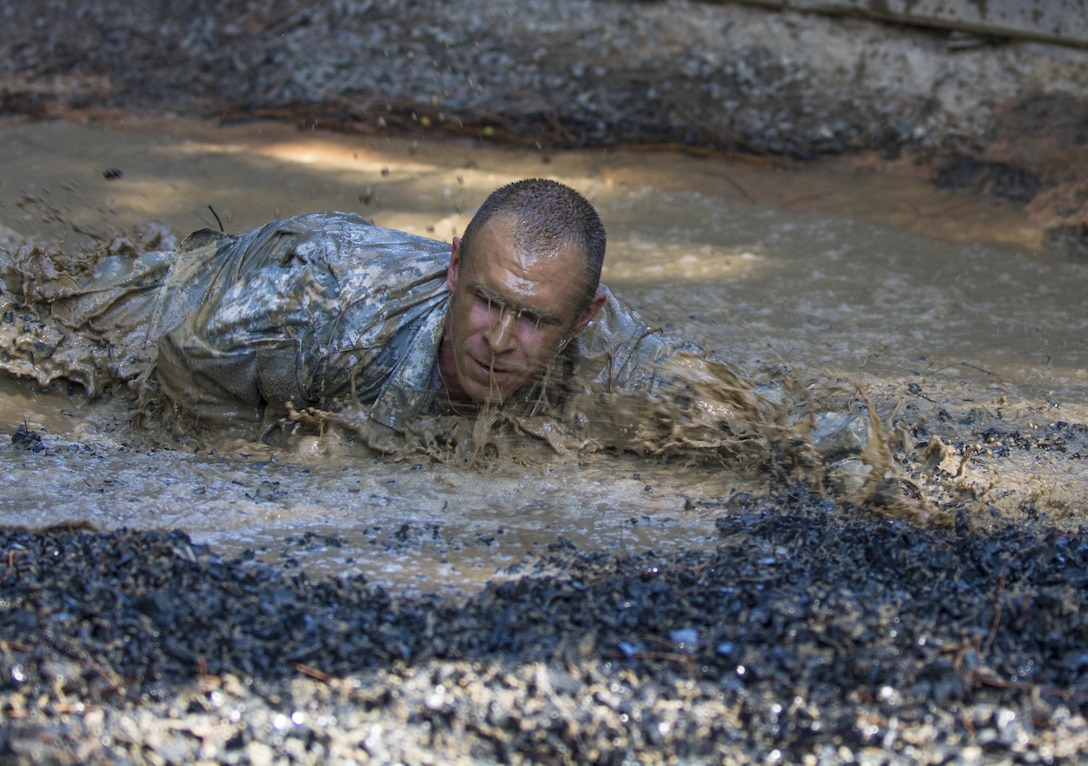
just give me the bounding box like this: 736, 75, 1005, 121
485, 308, 518, 353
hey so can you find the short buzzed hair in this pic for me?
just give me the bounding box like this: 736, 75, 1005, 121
460, 179, 606, 310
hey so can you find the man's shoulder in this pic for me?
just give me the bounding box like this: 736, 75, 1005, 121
285, 212, 450, 274
568, 284, 703, 390
290, 212, 447, 252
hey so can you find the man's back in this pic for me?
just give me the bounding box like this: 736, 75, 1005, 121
153, 212, 454, 428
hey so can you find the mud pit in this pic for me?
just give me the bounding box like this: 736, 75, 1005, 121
1, 117, 1084, 551
1, 116, 1088, 763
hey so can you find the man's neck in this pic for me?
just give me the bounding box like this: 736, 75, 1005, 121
435, 337, 471, 402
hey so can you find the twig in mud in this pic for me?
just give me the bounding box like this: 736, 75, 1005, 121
907, 381, 937, 403
294, 663, 369, 695
938, 630, 1086, 703
959, 360, 1007, 383
197, 656, 220, 691
921, 359, 1008, 386
704, 167, 758, 204
1016, 593, 1033, 631
968, 671, 1087, 703
294, 662, 332, 682
604, 649, 698, 666
1, 548, 14, 583
0, 638, 34, 653
207, 205, 225, 232
217, 580, 246, 598
609, 633, 700, 669
858, 334, 899, 371
41, 634, 127, 699
543, 111, 577, 145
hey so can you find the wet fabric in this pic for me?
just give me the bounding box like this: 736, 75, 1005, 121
2, 212, 693, 429
148, 213, 454, 427
0, 231, 174, 396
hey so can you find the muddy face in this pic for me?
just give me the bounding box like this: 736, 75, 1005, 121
439, 215, 604, 405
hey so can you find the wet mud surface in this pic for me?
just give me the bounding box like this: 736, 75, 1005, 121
1, 1, 1088, 763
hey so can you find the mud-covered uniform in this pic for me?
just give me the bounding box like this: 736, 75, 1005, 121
2, 212, 690, 429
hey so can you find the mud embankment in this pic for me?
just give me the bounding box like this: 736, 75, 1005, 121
2, 0, 1087, 256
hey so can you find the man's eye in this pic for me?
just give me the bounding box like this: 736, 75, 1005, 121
476, 292, 500, 309
518, 312, 548, 330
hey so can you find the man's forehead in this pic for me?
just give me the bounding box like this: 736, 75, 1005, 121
470, 214, 578, 260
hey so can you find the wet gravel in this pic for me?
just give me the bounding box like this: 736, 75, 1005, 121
3, 487, 1088, 764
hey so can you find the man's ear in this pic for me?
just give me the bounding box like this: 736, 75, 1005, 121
446, 236, 462, 292
574, 291, 607, 333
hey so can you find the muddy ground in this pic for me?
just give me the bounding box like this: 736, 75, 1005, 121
1, 1, 1088, 763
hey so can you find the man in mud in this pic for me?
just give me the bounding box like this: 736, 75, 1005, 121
1, 179, 701, 436
3, 177, 874, 467
156, 177, 700, 433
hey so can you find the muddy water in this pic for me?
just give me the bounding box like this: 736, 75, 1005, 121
1, 116, 1085, 594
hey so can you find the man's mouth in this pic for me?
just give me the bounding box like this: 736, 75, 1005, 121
476, 359, 505, 376
471, 357, 515, 381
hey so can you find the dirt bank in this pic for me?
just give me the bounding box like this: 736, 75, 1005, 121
3, 0, 1088, 255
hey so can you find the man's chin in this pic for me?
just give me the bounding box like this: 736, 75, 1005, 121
461, 374, 527, 406
464, 384, 514, 406
456, 362, 526, 404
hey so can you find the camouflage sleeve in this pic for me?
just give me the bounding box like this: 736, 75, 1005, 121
0, 237, 174, 395
151, 212, 452, 428
568, 285, 705, 393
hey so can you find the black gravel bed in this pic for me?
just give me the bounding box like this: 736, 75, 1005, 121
3, 486, 1088, 763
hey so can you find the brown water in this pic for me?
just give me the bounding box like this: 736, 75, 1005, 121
1, 116, 1085, 595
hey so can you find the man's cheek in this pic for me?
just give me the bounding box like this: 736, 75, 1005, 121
523, 333, 557, 366
465, 305, 493, 337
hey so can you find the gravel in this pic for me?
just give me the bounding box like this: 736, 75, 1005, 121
3, 489, 1088, 763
